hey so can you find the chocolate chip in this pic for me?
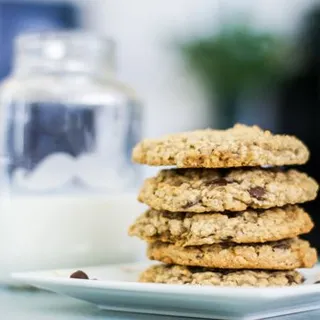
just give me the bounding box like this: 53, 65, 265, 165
226, 212, 242, 218
70, 270, 89, 280
314, 280, 320, 284
254, 209, 266, 215
273, 242, 289, 250
248, 187, 266, 200
286, 274, 296, 284
182, 199, 200, 209
189, 267, 205, 273
189, 267, 234, 275
205, 178, 230, 187
217, 269, 233, 276
162, 211, 184, 220
219, 242, 232, 249
171, 180, 184, 187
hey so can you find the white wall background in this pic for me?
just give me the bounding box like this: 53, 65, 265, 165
82, 0, 220, 139
80, 0, 317, 139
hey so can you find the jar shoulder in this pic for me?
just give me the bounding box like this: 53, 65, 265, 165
0, 75, 139, 104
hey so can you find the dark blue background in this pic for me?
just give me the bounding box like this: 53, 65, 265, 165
0, 1, 79, 81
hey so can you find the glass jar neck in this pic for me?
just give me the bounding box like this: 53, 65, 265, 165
13, 57, 113, 79
13, 32, 116, 79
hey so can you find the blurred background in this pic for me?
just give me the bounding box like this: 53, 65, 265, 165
0, 0, 319, 248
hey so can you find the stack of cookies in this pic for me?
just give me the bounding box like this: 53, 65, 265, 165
129, 124, 318, 287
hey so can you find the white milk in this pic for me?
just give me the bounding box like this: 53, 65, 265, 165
0, 193, 145, 283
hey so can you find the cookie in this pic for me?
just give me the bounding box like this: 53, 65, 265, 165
129, 206, 314, 246
132, 124, 309, 168
139, 264, 304, 287
147, 238, 317, 270
138, 168, 318, 212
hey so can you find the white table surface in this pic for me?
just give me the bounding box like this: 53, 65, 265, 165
1, 288, 320, 320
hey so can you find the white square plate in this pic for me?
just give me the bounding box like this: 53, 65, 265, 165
12, 262, 320, 320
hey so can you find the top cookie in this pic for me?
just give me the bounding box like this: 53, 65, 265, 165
132, 124, 309, 168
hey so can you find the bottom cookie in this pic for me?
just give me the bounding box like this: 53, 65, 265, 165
139, 264, 304, 287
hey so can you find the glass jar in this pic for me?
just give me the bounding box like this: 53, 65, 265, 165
0, 32, 144, 283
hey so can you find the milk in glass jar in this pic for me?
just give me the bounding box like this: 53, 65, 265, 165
0, 32, 143, 282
